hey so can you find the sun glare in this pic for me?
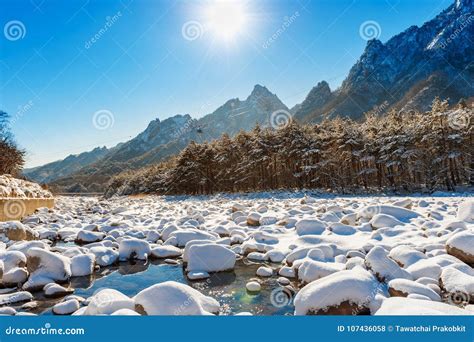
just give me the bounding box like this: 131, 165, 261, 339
206, 0, 248, 41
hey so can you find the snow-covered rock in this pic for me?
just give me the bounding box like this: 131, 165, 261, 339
84, 289, 135, 315
446, 231, 474, 264
388, 278, 441, 301
440, 267, 474, 303
295, 219, 326, 236
256, 266, 273, 277
118, 239, 151, 261
133, 281, 220, 315
52, 299, 80, 315
294, 269, 379, 315
297, 259, 344, 284
24, 248, 72, 291
246, 281, 261, 292
75, 230, 105, 244
44, 283, 74, 298
151, 245, 182, 259
365, 246, 412, 282
457, 200, 474, 223
0, 291, 33, 305
88, 246, 119, 267
375, 297, 471, 315
187, 243, 236, 274
71, 254, 95, 277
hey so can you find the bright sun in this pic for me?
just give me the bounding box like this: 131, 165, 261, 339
206, 0, 248, 41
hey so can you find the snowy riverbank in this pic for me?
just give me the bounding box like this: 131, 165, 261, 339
0, 192, 473, 315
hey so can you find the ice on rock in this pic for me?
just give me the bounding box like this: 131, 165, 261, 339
84, 289, 135, 315
294, 269, 379, 315
134, 281, 220, 315
375, 297, 471, 315
151, 245, 182, 259
187, 243, 236, 274
52, 299, 80, 315
387, 279, 441, 301
295, 219, 326, 236
446, 231, 474, 264
88, 246, 119, 267
71, 254, 95, 277
119, 239, 151, 261
364, 246, 412, 282
23, 248, 72, 291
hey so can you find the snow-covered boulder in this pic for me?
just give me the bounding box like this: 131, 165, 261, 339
24, 248, 72, 291
406, 259, 442, 280
358, 205, 419, 222
295, 219, 326, 236
1, 221, 38, 241
119, 239, 151, 261
370, 214, 404, 229
71, 254, 95, 277
446, 231, 474, 264
246, 212, 261, 226
52, 299, 80, 315
133, 281, 220, 315
364, 246, 412, 282
440, 267, 474, 303
167, 229, 217, 247
297, 259, 344, 284
88, 246, 118, 267
84, 289, 135, 315
2, 267, 28, 286
388, 245, 426, 267
0, 291, 33, 305
44, 283, 74, 298
294, 269, 379, 315
375, 297, 471, 315
75, 230, 105, 244
151, 245, 182, 259
457, 200, 474, 223
256, 266, 273, 277
387, 279, 440, 301
246, 281, 261, 292
187, 243, 236, 274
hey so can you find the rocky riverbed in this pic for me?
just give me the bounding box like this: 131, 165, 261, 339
0, 192, 473, 316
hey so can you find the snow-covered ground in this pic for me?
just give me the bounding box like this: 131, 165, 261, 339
0, 192, 473, 316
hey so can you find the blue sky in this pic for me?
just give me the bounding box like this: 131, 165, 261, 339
0, 0, 453, 167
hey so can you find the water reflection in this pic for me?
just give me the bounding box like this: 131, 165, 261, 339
19, 259, 296, 316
